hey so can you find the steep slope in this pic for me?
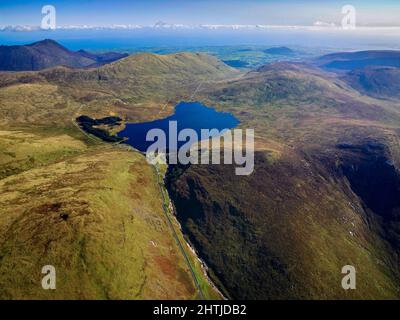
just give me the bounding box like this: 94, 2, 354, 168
165, 62, 400, 299
0, 40, 127, 71
166, 149, 400, 299
343, 66, 400, 99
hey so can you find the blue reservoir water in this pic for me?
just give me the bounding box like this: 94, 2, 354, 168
118, 101, 239, 152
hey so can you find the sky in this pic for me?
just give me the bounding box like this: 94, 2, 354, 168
0, 0, 400, 27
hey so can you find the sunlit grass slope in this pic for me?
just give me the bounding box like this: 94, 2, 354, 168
0, 52, 231, 300
0, 147, 209, 299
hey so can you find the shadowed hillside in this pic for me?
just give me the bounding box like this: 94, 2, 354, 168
315, 50, 400, 99
0, 40, 127, 71
316, 50, 400, 71
343, 66, 400, 99
165, 61, 400, 299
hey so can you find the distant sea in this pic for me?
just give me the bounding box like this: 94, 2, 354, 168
1, 28, 400, 53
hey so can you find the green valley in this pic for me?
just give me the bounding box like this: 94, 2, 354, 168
1, 42, 400, 300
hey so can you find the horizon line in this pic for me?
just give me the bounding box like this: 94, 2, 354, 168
2, 23, 400, 33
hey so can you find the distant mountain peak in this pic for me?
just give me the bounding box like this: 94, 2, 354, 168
32, 39, 59, 45
0, 39, 128, 71
27, 39, 70, 52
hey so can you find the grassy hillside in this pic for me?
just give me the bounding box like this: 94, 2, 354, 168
0, 146, 206, 299
0, 128, 88, 179
0, 52, 239, 126
0, 52, 231, 300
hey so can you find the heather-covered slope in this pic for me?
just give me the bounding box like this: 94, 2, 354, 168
166, 149, 400, 299
343, 66, 400, 99
166, 62, 400, 299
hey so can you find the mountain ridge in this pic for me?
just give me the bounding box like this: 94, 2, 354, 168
316, 50, 400, 71
0, 39, 128, 71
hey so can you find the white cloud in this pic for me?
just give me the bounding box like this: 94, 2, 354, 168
313, 21, 337, 28
2, 23, 400, 33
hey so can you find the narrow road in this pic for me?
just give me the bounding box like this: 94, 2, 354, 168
71, 79, 217, 299
153, 165, 206, 300
71, 104, 206, 299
